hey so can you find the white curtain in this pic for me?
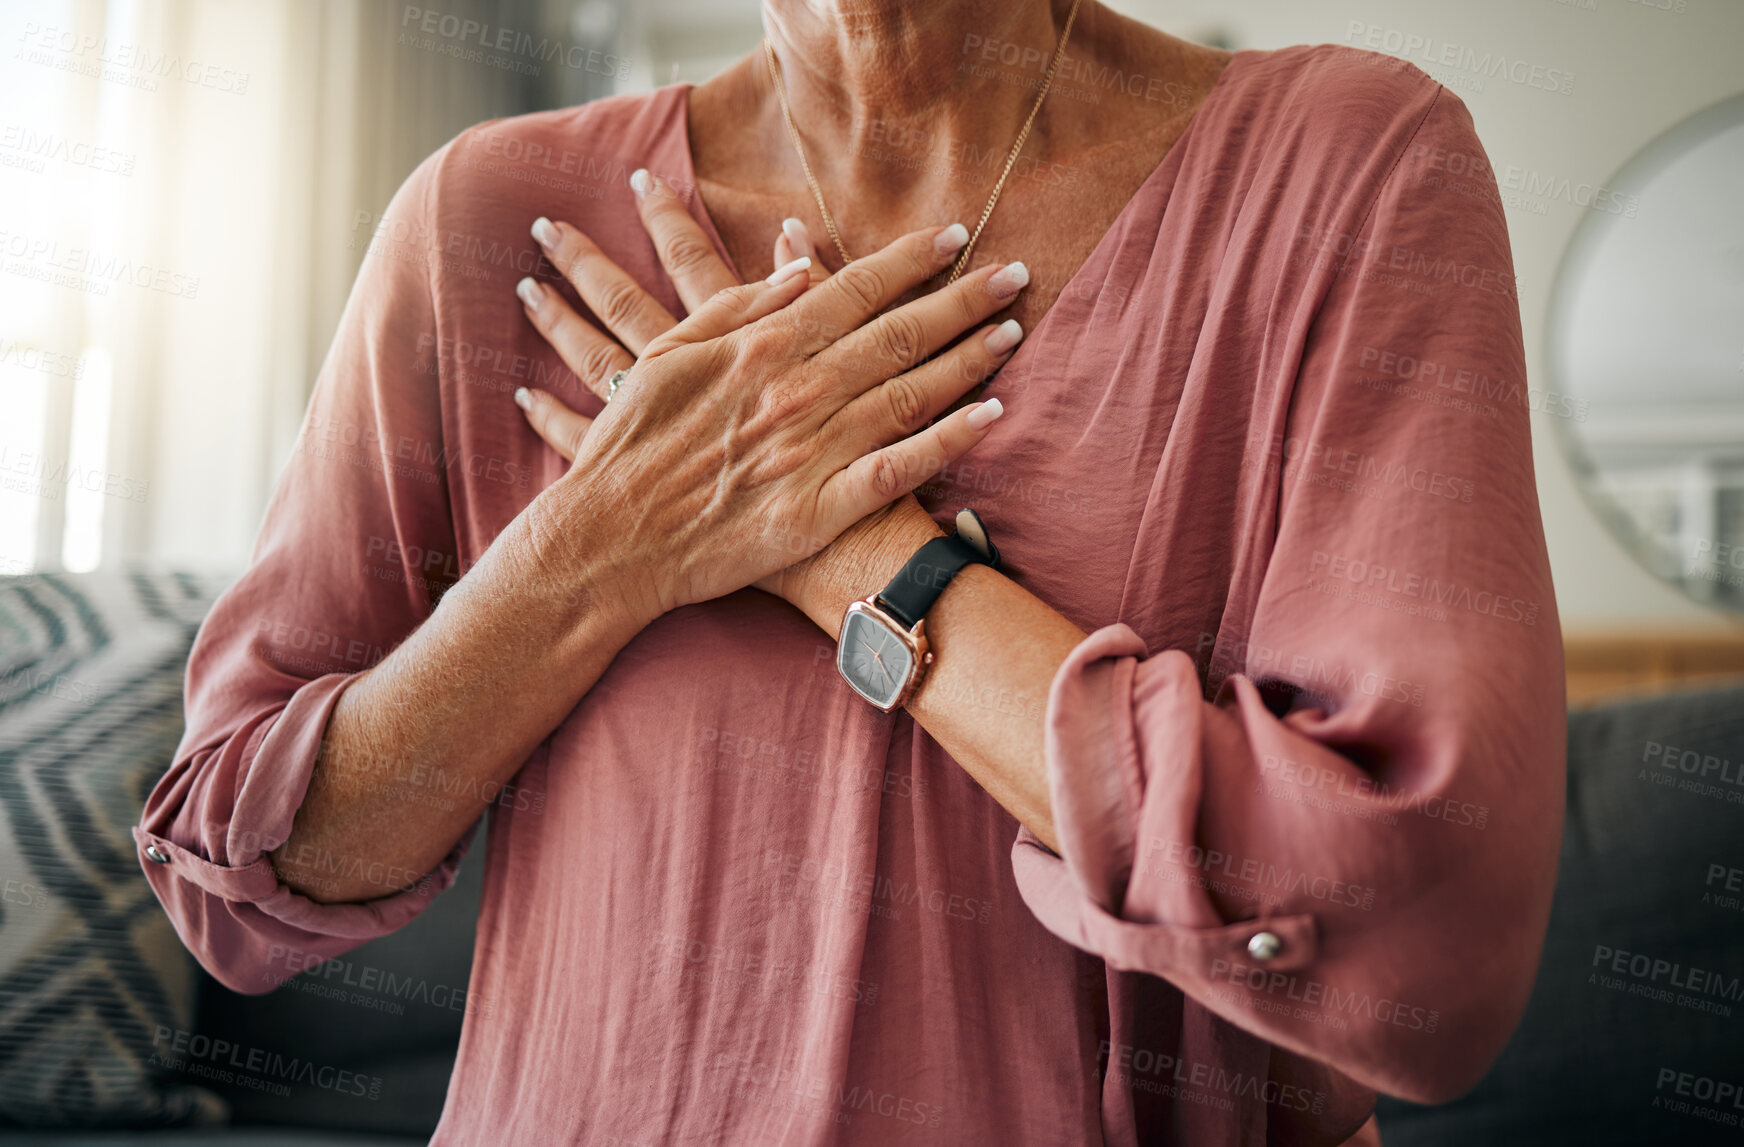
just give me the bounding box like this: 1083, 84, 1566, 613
0, 0, 620, 573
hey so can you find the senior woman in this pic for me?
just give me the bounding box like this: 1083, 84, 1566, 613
137, 0, 1564, 1143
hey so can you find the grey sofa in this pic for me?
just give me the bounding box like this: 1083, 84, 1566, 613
2, 570, 1741, 1144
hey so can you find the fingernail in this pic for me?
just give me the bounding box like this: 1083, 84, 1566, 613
514, 387, 533, 411
987, 262, 1029, 298
531, 217, 560, 251
984, 319, 1024, 355
630, 168, 651, 198
781, 217, 815, 258
966, 397, 1005, 430
516, 276, 544, 309
767, 255, 811, 285
934, 223, 969, 256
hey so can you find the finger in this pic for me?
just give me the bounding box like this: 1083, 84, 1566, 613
779, 217, 831, 286
826, 319, 1023, 463
516, 276, 635, 401
630, 168, 740, 312
645, 256, 813, 355
530, 217, 676, 356
514, 386, 595, 463
823, 398, 1007, 527
814, 259, 1029, 393
780, 217, 816, 263
784, 223, 970, 354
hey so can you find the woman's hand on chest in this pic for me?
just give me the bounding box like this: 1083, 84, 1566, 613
510, 169, 1026, 627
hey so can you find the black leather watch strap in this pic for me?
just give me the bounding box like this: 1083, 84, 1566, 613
875, 509, 1000, 630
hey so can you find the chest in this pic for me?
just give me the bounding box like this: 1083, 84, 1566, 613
692, 132, 1186, 338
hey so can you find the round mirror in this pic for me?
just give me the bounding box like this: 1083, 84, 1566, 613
1547, 92, 1744, 612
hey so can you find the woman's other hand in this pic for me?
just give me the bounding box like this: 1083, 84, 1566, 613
513, 171, 1026, 626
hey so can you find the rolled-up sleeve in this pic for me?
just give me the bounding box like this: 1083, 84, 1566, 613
136, 146, 472, 995
1012, 85, 1564, 1105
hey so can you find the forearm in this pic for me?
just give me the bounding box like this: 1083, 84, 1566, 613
792, 504, 1083, 853
272, 477, 648, 903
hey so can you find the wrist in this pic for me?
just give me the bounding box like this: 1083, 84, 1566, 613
524, 472, 665, 635
794, 501, 946, 640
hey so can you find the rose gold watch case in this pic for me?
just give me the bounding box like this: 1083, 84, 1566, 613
840, 595, 935, 713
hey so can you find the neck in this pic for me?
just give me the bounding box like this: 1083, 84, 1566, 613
759, 0, 1088, 221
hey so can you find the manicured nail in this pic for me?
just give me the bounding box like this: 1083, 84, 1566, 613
767, 255, 811, 285
984, 319, 1024, 355
966, 398, 1004, 430
630, 168, 651, 198
514, 387, 533, 411
516, 276, 545, 309
781, 217, 815, 259
987, 261, 1029, 298
934, 223, 969, 256
531, 217, 560, 251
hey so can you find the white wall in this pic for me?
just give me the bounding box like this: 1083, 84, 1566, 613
1108, 0, 1743, 629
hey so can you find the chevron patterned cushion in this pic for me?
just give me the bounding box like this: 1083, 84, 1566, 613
0, 568, 230, 1128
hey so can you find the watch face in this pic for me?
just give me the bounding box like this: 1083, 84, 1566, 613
838, 607, 916, 710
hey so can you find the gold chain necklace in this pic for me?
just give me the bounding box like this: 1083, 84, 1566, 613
762, 0, 1082, 285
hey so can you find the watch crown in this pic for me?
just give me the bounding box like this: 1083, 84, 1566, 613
923, 652, 934, 665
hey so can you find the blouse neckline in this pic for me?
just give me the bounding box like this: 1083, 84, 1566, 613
668, 49, 1252, 369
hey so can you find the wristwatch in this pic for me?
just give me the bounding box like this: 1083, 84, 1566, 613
836, 508, 1000, 712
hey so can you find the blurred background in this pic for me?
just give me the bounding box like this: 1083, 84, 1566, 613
2, 3, 1742, 1145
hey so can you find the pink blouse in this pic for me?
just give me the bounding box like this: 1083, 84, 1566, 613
137, 45, 1564, 1146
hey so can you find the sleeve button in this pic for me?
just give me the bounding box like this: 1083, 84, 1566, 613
1247, 931, 1282, 961
144, 844, 171, 864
